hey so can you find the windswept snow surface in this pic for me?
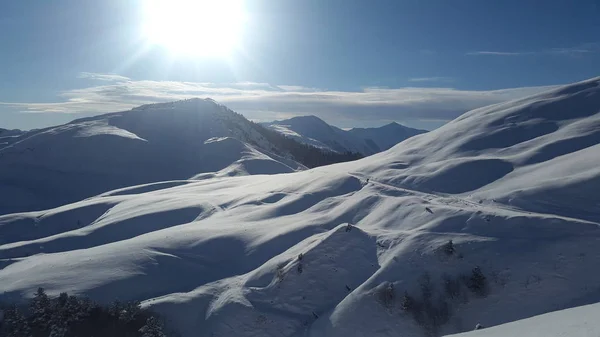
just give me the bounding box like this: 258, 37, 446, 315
263, 116, 426, 155
0, 99, 303, 214
446, 302, 600, 337
1, 77, 600, 337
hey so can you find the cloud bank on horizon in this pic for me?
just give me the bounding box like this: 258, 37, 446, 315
1, 72, 561, 129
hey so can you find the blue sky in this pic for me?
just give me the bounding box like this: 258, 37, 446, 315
0, 0, 599, 130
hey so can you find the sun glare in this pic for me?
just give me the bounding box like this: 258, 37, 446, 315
143, 0, 245, 57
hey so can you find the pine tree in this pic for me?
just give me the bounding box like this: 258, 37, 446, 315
120, 301, 142, 323
30, 287, 51, 330
3, 306, 31, 337
48, 325, 67, 337
443, 240, 455, 255
400, 291, 414, 311
467, 266, 488, 296
139, 316, 166, 337
419, 273, 433, 301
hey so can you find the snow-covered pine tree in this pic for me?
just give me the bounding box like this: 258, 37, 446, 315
30, 288, 51, 330
139, 316, 166, 337
2, 306, 31, 337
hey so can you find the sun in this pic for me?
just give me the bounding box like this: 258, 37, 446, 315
142, 0, 245, 57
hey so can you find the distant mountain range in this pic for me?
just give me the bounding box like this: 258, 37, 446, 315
262, 116, 427, 155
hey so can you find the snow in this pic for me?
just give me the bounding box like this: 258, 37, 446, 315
1, 77, 600, 336
263, 116, 425, 155
73, 120, 146, 141
446, 302, 600, 337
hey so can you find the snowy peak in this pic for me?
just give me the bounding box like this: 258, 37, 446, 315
272, 115, 334, 130
263, 116, 426, 155
266, 115, 337, 141
264, 115, 370, 154
348, 121, 427, 152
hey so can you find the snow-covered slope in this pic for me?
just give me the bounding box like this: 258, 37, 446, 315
263, 116, 425, 155
348, 122, 427, 152
446, 302, 600, 337
1, 77, 600, 337
356, 76, 600, 222
0, 99, 305, 214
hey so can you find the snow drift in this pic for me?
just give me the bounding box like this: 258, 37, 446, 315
1, 77, 600, 337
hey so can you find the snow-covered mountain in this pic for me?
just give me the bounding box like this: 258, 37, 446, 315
263, 115, 374, 154
0, 99, 359, 215
0, 128, 22, 137
0, 128, 24, 149
348, 121, 427, 152
1, 77, 599, 337
263, 115, 426, 155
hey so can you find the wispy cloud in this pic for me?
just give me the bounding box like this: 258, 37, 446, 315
467, 43, 599, 57
78, 72, 131, 82
0, 73, 560, 127
547, 47, 594, 56
408, 77, 454, 83
466, 51, 526, 56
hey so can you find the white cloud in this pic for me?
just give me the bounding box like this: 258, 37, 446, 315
277, 85, 320, 92
0, 73, 560, 126
466, 51, 526, 56
408, 77, 454, 83
78, 72, 131, 82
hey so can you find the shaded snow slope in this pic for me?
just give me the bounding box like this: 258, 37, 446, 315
1, 77, 600, 337
0, 99, 304, 215
263, 116, 425, 155
446, 302, 600, 337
